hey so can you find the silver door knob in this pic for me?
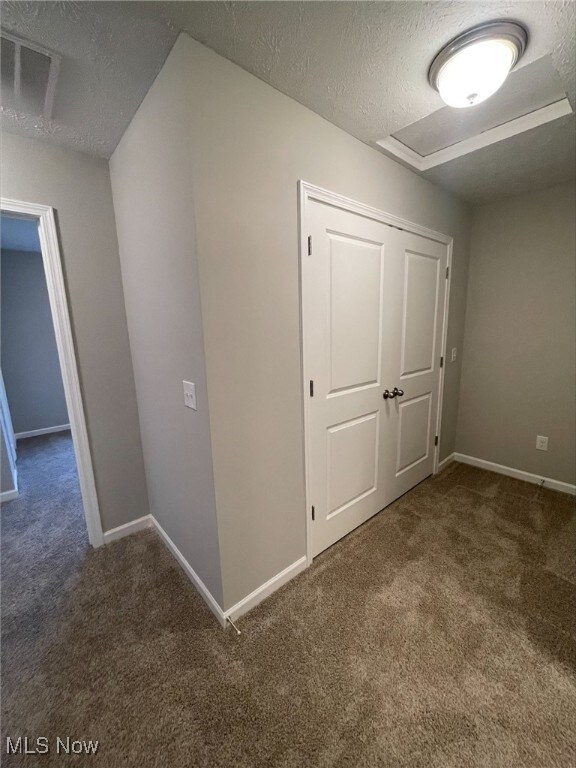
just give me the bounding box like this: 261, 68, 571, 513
383, 388, 404, 399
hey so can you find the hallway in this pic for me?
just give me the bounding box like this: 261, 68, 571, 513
1, 433, 88, 716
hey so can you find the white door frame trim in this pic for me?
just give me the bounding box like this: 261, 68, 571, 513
0, 370, 18, 497
298, 181, 452, 566
1, 198, 104, 546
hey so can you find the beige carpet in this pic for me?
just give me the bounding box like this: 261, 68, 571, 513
2, 434, 575, 767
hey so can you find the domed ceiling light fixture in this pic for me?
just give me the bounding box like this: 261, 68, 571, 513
429, 21, 528, 108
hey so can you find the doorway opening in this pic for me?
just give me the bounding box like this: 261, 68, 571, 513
0, 199, 102, 547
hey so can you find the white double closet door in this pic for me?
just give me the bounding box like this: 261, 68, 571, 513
304, 199, 448, 557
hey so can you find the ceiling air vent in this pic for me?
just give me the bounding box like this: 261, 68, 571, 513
1, 32, 60, 119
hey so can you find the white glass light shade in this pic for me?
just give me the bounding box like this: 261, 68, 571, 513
428, 22, 528, 109
436, 38, 516, 108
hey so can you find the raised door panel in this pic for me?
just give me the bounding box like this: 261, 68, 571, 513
327, 411, 379, 517
329, 235, 383, 393
396, 393, 432, 474
400, 251, 440, 378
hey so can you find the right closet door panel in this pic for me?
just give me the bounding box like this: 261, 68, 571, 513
380, 228, 448, 506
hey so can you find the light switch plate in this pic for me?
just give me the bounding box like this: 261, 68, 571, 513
536, 435, 548, 451
451, 347, 457, 362
183, 381, 197, 410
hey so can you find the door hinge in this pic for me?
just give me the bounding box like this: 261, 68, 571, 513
307, 235, 312, 255
311, 505, 315, 521
309, 380, 314, 397
440, 356, 444, 368
435, 435, 439, 446
446, 266, 449, 279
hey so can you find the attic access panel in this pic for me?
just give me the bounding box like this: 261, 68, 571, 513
377, 57, 573, 171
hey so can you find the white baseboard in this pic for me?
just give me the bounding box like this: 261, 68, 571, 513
103, 512, 309, 629
437, 453, 456, 472
151, 516, 308, 627
150, 516, 227, 627
0, 489, 19, 503
103, 514, 152, 544
225, 555, 308, 623
15, 424, 71, 440
454, 454, 576, 496
150, 516, 309, 627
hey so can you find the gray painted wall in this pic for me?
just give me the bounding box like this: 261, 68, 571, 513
111, 34, 471, 611
0, 132, 149, 532
1, 248, 69, 434
457, 182, 576, 485
109, 50, 223, 604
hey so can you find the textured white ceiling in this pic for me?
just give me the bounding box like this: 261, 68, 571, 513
157, 1, 576, 141
0, 1, 178, 157
1, 1, 574, 203
424, 112, 576, 202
